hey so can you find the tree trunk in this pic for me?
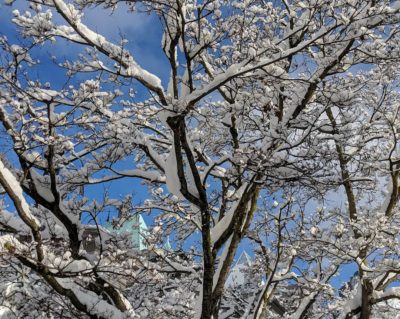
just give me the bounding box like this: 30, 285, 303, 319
360, 279, 373, 319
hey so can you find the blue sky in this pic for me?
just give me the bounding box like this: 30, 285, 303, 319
0, 6, 165, 171
0, 1, 171, 88
0, 1, 379, 294
0, 1, 195, 251
0, 1, 257, 262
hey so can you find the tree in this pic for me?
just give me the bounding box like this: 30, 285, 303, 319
1, 0, 400, 318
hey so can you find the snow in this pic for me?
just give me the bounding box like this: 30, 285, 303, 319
61, 259, 93, 273
0, 159, 41, 230
165, 142, 184, 200
53, 0, 165, 94
167, 71, 175, 97
290, 291, 319, 319
200, 156, 229, 183
0, 210, 30, 233
184, 25, 332, 106
184, 63, 242, 105
55, 277, 132, 319
380, 175, 395, 215
213, 235, 233, 291
210, 183, 248, 245
135, 133, 166, 172
0, 235, 28, 253
374, 287, 400, 300
0, 307, 12, 318
180, 68, 190, 98
89, 169, 165, 183
3, 1, 400, 318
163, 258, 195, 273
225, 251, 251, 287
310, 226, 319, 236
391, 1, 400, 10
337, 284, 362, 319
59, 202, 80, 225
30, 169, 55, 203
118, 169, 166, 183
28, 88, 59, 102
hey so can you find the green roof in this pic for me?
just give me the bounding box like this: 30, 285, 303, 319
104, 214, 148, 250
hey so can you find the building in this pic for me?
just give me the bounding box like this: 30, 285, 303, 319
81, 222, 285, 317
82, 214, 149, 253
223, 251, 286, 317
226, 251, 253, 287
104, 214, 149, 251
